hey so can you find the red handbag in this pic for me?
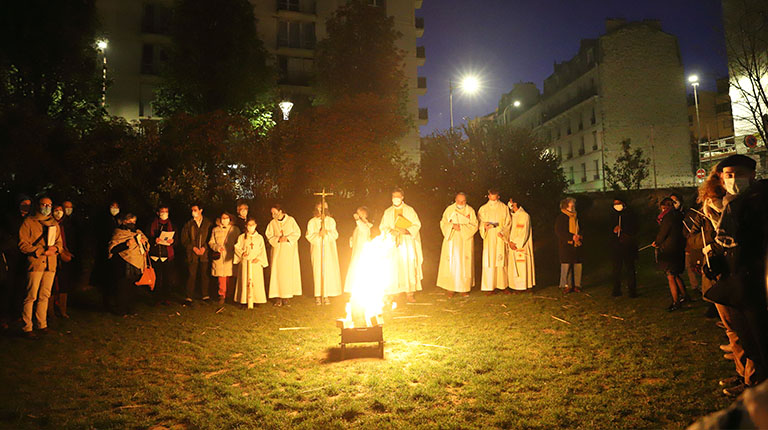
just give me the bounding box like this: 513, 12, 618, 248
135, 253, 156, 291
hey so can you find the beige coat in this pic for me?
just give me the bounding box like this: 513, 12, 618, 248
108, 227, 150, 271
18, 213, 63, 272
209, 224, 241, 277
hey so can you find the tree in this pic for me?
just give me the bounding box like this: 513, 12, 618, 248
313, 0, 409, 118
723, 0, 768, 144
153, 0, 274, 117
604, 140, 650, 190
420, 122, 567, 219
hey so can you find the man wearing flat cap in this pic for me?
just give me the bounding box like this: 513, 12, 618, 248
703, 154, 768, 396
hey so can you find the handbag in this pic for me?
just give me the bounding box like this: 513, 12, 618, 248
135, 253, 156, 290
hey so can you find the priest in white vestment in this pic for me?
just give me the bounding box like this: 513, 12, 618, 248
344, 207, 373, 293
379, 188, 423, 302
306, 203, 342, 305
437, 193, 478, 296
233, 219, 268, 308
265, 205, 302, 306
507, 199, 536, 291
477, 189, 511, 294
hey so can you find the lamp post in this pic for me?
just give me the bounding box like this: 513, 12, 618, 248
279, 100, 294, 120
96, 39, 108, 107
449, 75, 480, 129
688, 74, 702, 167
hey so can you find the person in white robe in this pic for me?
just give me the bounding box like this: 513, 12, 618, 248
437, 193, 478, 296
477, 189, 511, 294
208, 213, 241, 304
306, 203, 342, 305
507, 199, 536, 291
344, 206, 373, 293
265, 204, 302, 306
233, 219, 268, 308
379, 188, 423, 302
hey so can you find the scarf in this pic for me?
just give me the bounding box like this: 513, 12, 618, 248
560, 209, 579, 234
702, 198, 723, 229
109, 227, 148, 270
657, 207, 670, 225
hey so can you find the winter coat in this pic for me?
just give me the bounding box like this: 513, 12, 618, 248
18, 213, 64, 272
655, 209, 685, 273
181, 217, 213, 263
610, 207, 638, 259
554, 211, 582, 263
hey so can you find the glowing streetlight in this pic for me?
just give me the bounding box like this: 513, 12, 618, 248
449, 74, 482, 129
279, 100, 294, 120
689, 74, 702, 167
96, 39, 109, 107
513, 100, 521, 108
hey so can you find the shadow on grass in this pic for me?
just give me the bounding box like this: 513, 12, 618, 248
323, 345, 385, 363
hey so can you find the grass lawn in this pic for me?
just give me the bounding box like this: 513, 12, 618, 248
0, 252, 735, 430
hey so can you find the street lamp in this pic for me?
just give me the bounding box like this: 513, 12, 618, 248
279, 100, 294, 120
96, 39, 109, 107
449, 75, 481, 129
513, 100, 521, 108
688, 74, 702, 168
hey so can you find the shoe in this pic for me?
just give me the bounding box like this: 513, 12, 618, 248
184, 298, 193, 306
563, 286, 573, 294
37, 327, 52, 335
218, 296, 225, 305
323, 297, 331, 305
485, 291, 495, 296
719, 376, 742, 387
202, 296, 210, 301
503, 289, 513, 295
406, 294, 416, 303
446, 292, 455, 299
724, 353, 735, 360
666, 303, 680, 312
720, 344, 733, 353
716, 321, 726, 329
461, 292, 469, 297
273, 300, 282, 307
283, 299, 291, 307
723, 383, 748, 397
573, 287, 582, 293
315, 297, 322, 306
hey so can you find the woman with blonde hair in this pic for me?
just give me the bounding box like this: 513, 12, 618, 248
554, 197, 583, 293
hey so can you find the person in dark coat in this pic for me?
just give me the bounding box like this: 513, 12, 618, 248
554, 197, 583, 293
147, 205, 176, 306
2, 195, 32, 322
704, 154, 768, 397
610, 197, 638, 297
51, 204, 74, 318
653, 197, 688, 311
92, 201, 121, 311
181, 203, 213, 304
108, 213, 149, 316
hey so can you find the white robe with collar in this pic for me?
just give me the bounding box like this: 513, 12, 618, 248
437, 203, 478, 292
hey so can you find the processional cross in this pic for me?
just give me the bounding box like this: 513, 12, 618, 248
313, 188, 334, 299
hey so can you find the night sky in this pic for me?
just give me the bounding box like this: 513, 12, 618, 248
417, 0, 729, 136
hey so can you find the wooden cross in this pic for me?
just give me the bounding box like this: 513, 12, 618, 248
312, 188, 334, 299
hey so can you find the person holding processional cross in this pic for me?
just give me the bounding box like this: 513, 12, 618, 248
437, 192, 478, 297
380, 188, 423, 303
306, 191, 342, 305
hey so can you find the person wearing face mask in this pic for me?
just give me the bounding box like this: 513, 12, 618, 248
653, 197, 689, 311
92, 200, 122, 311
555, 197, 584, 293
669, 193, 684, 213
234, 202, 249, 235
306, 203, 342, 305
148, 206, 175, 306
50, 204, 74, 319
59, 200, 82, 288
181, 204, 213, 305
609, 197, 638, 298
1, 194, 32, 324
209, 212, 241, 305
703, 154, 768, 396
234, 218, 268, 308
108, 213, 149, 316
265, 204, 302, 306
507, 198, 536, 293
437, 193, 478, 297
478, 189, 511, 295
379, 188, 423, 303
17, 197, 63, 338
344, 206, 373, 294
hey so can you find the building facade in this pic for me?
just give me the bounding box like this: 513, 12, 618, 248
95, 0, 426, 159
495, 19, 693, 192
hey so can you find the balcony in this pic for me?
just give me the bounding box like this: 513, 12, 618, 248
416, 46, 425, 66
417, 76, 427, 95
415, 17, 424, 37
578, 148, 585, 156
418, 107, 428, 125
543, 86, 598, 124
580, 176, 587, 183
277, 0, 316, 15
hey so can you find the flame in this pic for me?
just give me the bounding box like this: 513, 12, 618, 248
343, 234, 395, 327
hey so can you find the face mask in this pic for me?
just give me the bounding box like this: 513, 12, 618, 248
110, 207, 120, 216
392, 198, 403, 207
159, 213, 169, 221
724, 177, 750, 195
40, 206, 52, 216
221, 218, 230, 227
613, 204, 624, 212
53, 210, 64, 220
64, 208, 73, 216
456, 204, 465, 210
20, 204, 31, 213
508, 203, 515, 210
247, 226, 257, 234
125, 223, 137, 231
239, 210, 248, 218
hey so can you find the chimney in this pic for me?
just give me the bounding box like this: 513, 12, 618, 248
642, 19, 662, 31
605, 18, 627, 33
